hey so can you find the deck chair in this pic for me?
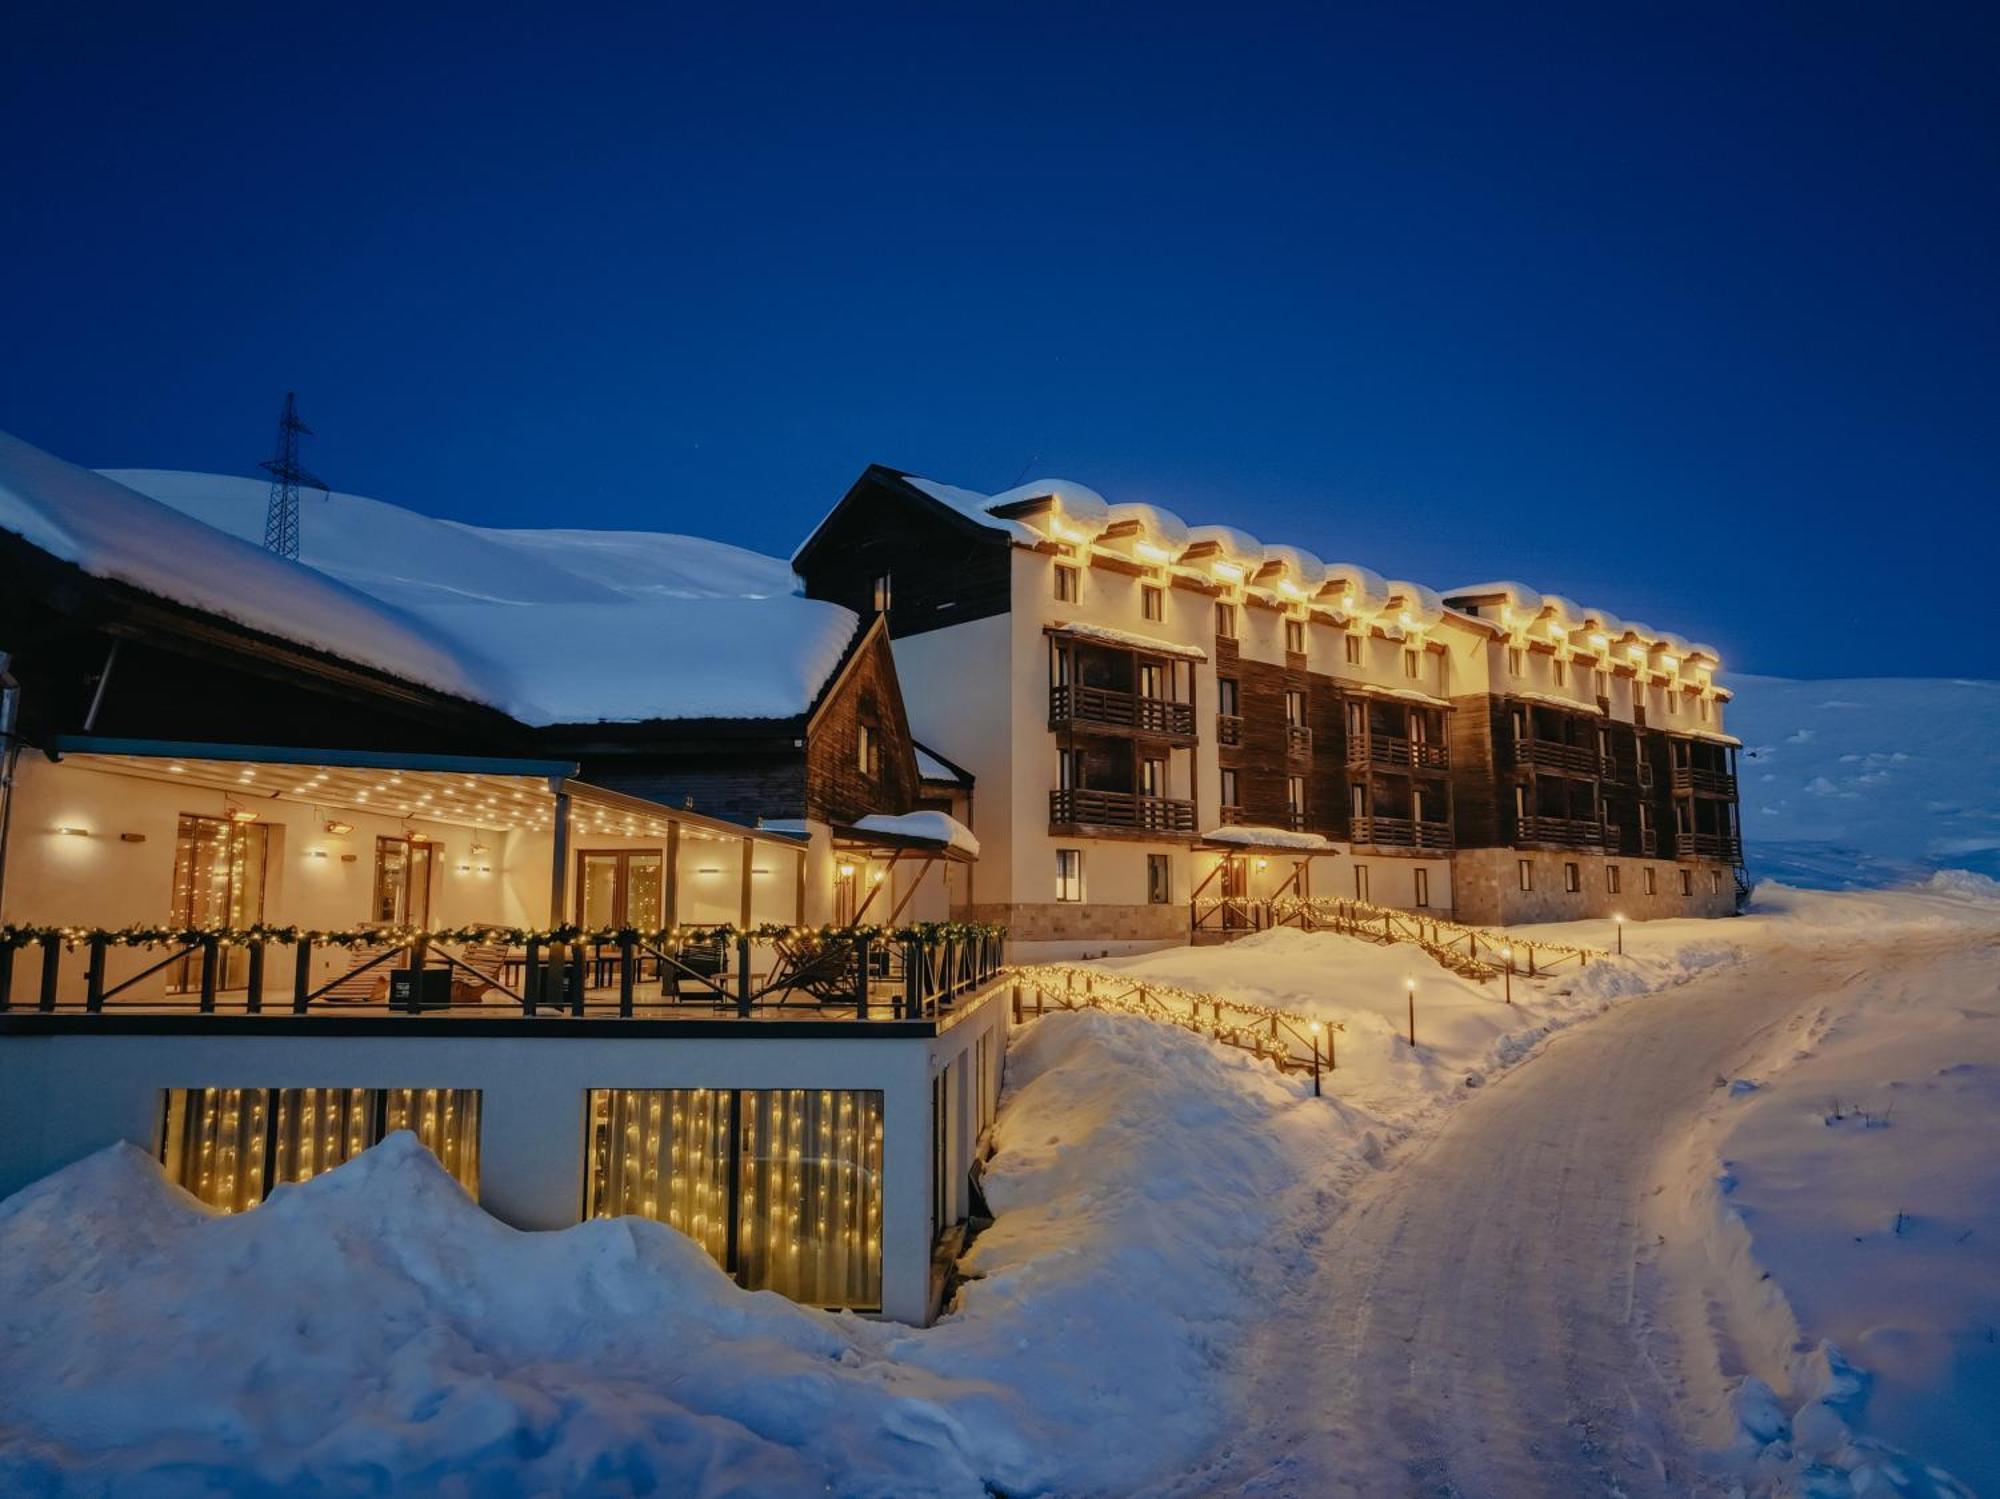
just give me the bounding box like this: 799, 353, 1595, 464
769, 931, 858, 1005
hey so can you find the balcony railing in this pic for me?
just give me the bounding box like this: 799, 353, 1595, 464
1670, 766, 1737, 795
1516, 739, 1601, 775
1674, 831, 1742, 861
1286, 724, 1312, 756
1217, 714, 1242, 746
1050, 788, 1197, 834
1347, 733, 1449, 771
1049, 685, 1195, 739
1349, 815, 1455, 850
1513, 815, 1606, 848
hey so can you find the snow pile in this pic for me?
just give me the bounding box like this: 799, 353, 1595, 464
1, 434, 858, 725
1201, 824, 1337, 851
1730, 674, 2000, 885
1649, 884, 2000, 1494
0, 1011, 1329, 1496
850, 811, 980, 857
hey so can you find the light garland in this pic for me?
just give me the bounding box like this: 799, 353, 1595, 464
0, 919, 1008, 953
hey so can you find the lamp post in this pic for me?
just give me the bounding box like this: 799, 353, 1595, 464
1614, 912, 1625, 955
1501, 945, 1513, 1005
1309, 1020, 1323, 1097
1405, 977, 1417, 1048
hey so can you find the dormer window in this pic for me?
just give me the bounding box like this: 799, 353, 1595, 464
1552, 659, 1567, 688
1142, 583, 1164, 622
1508, 647, 1524, 677
1215, 601, 1238, 639
1285, 619, 1306, 655
1054, 564, 1080, 603
1344, 634, 1363, 665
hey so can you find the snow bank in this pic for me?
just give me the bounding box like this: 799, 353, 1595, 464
851, 811, 980, 857
0, 1013, 1332, 1496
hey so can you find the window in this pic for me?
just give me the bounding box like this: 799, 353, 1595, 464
1344, 634, 1364, 665
171, 813, 269, 990
1217, 677, 1240, 716
1286, 775, 1307, 826
1054, 564, 1080, 602
1142, 756, 1167, 797
1346, 700, 1366, 738
1518, 858, 1534, 891
578, 849, 665, 927
1285, 689, 1306, 728
1413, 868, 1430, 907
1508, 647, 1524, 677
1607, 864, 1622, 895
1553, 659, 1567, 688
1139, 661, 1164, 699
1680, 867, 1694, 897
1350, 783, 1367, 820
1711, 869, 1723, 894
585, 1088, 883, 1310
1595, 670, 1609, 698
856, 722, 879, 777
1285, 619, 1306, 655
871, 572, 892, 613
1644, 867, 1658, 896
1404, 649, 1420, 678
1699, 695, 1711, 722
163, 1087, 480, 1214
1142, 583, 1164, 622
1215, 600, 1238, 638
1564, 861, 1581, 893
1353, 864, 1370, 901
1220, 768, 1240, 809
371, 834, 432, 927
1147, 853, 1172, 904
1056, 849, 1084, 902
1666, 690, 1679, 715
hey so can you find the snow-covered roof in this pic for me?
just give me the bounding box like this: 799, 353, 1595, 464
852, 811, 981, 858
1048, 621, 1208, 662
912, 743, 972, 786
1200, 825, 1339, 853
3, 433, 855, 727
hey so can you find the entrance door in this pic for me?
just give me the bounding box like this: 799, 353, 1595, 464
169, 813, 269, 991
577, 849, 665, 929
1221, 854, 1250, 930
373, 836, 435, 927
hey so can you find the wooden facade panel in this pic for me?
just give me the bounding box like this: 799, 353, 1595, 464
804, 625, 922, 825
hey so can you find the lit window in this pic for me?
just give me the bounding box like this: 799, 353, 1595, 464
1285, 619, 1306, 654
1345, 634, 1363, 665
1285, 689, 1306, 728
1220, 768, 1240, 809
1404, 649, 1420, 678
1680, 867, 1693, 897
1142, 584, 1164, 622
1353, 863, 1370, 901
856, 722, 879, 777
1553, 659, 1567, 688
1518, 858, 1533, 892
1054, 564, 1080, 603
1056, 849, 1084, 902
1414, 867, 1430, 907
1711, 869, 1723, 894
1147, 853, 1172, 904
1215, 601, 1238, 638
1644, 867, 1657, 896
1699, 695, 1711, 722
1217, 677, 1239, 716
1595, 670, 1609, 698
1287, 775, 1306, 825
1564, 861, 1580, 893
871, 573, 892, 613
1607, 864, 1622, 894
1508, 647, 1524, 677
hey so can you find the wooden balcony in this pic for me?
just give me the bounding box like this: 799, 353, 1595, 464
1217, 714, 1242, 746
1670, 765, 1737, 796
1674, 830, 1742, 861
1347, 733, 1449, 771
1286, 724, 1313, 757
1513, 814, 1606, 848
1350, 815, 1455, 851
1516, 739, 1601, 775
1050, 788, 1197, 835
1049, 685, 1196, 740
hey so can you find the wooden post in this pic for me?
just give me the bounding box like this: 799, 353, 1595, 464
38, 933, 61, 1011
1311, 1029, 1322, 1097
82, 934, 107, 1012
855, 934, 872, 1020
548, 784, 572, 927
618, 933, 636, 1017
1527, 944, 1538, 978
524, 939, 542, 1017
569, 942, 587, 1016
198, 935, 219, 1013
0, 940, 13, 1011
735, 933, 752, 1016
1011, 982, 1022, 1024
663, 820, 681, 930
293, 937, 312, 1013
738, 836, 755, 929
407, 934, 429, 1014
244, 939, 264, 1014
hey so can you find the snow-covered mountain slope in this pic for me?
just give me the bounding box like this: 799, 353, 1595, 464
101, 468, 797, 607
1728, 676, 2000, 886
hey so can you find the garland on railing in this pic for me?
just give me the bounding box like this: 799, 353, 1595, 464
1005, 963, 1340, 1036
0, 920, 1007, 953
1262, 896, 1611, 964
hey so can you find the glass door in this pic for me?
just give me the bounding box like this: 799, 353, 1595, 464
169, 813, 269, 991
372, 837, 435, 926
577, 850, 665, 929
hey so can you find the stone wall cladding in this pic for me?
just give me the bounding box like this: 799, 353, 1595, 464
967, 901, 1187, 944
1450, 848, 1737, 925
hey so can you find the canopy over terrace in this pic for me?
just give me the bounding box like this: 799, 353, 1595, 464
760, 810, 977, 928
1190, 826, 1339, 939
38, 735, 811, 932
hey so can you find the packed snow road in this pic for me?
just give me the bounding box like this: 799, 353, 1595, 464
1162, 929, 1981, 1499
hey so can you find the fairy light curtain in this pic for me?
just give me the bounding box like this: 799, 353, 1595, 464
161, 1088, 481, 1212
585, 1087, 884, 1310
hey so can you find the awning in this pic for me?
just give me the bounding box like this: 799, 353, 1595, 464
1196, 826, 1339, 854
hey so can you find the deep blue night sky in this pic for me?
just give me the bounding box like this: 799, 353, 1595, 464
4, 3, 1994, 677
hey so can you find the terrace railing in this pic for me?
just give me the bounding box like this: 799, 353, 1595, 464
0, 921, 1007, 1024
1048, 685, 1195, 739
1268, 897, 1611, 981
1346, 732, 1449, 771
1349, 814, 1455, 850
1670, 765, 1737, 795
1049, 789, 1197, 834
1513, 814, 1606, 848
1516, 740, 1602, 775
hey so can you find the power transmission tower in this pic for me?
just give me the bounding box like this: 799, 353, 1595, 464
260, 392, 327, 560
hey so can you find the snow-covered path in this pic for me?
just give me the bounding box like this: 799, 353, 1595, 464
1165, 930, 1980, 1499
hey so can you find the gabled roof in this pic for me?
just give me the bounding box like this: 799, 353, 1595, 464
912, 740, 974, 787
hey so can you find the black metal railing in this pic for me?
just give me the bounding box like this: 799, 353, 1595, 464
1050, 788, 1197, 833
1049, 685, 1195, 738
0, 922, 1008, 1025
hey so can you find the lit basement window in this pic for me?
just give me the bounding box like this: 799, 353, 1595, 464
586, 1088, 885, 1311
160, 1088, 481, 1213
